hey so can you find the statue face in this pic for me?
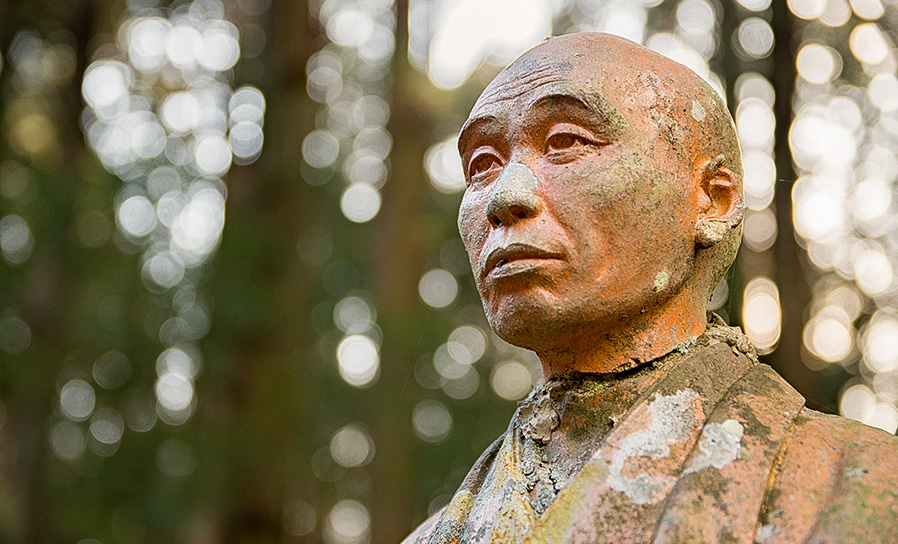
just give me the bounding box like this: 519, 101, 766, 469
457, 38, 702, 353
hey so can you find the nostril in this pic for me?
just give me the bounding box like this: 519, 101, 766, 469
484, 163, 541, 227
486, 196, 541, 228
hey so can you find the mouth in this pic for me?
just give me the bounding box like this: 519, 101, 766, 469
484, 243, 564, 278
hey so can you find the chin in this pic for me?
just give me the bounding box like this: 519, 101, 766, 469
484, 297, 584, 353
489, 321, 549, 353
484, 293, 661, 354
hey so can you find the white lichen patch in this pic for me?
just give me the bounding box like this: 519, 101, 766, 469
684, 418, 744, 474
653, 271, 669, 293
638, 71, 661, 107
692, 99, 706, 122
755, 523, 777, 542
605, 389, 700, 505
843, 465, 869, 480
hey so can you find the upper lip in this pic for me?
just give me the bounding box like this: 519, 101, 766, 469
484, 243, 564, 276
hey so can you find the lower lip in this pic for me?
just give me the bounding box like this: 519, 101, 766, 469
488, 258, 561, 279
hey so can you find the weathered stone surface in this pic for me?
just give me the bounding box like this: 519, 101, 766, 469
403, 32, 898, 543
405, 328, 898, 543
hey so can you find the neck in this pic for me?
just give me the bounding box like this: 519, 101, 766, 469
537, 295, 708, 379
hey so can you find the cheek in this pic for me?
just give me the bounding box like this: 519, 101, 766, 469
538, 158, 645, 239
541, 151, 646, 205
457, 191, 489, 258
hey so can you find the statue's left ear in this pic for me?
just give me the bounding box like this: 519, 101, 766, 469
695, 154, 744, 248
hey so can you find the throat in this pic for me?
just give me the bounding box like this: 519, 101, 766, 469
536, 295, 709, 378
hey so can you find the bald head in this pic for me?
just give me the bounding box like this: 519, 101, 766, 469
462, 33, 743, 300
457, 32, 744, 372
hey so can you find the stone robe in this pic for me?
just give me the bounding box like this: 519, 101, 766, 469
403, 323, 898, 544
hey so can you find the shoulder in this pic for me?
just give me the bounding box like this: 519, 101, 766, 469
788, 408, 898, 495
794, 407, 898, 455
785, 407, 898, 483
761, 408, 898, 543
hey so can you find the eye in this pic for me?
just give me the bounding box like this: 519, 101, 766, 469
546, 132, 592, 153
469, 152, 502, 179
544, 123, 605, 162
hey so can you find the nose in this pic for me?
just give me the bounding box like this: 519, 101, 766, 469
486, 162, 542, 227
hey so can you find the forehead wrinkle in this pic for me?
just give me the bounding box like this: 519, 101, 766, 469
476, 70, 568, 106
468, 77, 596, 129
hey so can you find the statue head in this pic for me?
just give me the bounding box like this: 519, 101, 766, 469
457, 32, 744, 377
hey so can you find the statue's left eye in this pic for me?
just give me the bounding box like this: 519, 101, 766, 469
547, 133, 589, 153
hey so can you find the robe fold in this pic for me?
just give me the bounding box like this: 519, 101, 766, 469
403, 326, 898, 544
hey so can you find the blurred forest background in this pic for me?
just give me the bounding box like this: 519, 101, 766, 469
2, 0, 898, 542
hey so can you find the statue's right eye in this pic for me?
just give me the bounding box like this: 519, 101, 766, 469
469, 153, 502, 179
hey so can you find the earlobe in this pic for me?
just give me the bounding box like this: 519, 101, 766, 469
695, 154, 744, 248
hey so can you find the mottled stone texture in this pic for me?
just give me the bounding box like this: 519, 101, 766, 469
405, 324, 898, 543
405, 32, 898, 543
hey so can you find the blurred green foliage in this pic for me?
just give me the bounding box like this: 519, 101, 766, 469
0, 0, 874, 543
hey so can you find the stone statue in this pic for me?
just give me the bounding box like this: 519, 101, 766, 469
403, 33, 898, 544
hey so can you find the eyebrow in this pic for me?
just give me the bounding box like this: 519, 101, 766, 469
458, 115, 503, 158
526, 91, 622, 137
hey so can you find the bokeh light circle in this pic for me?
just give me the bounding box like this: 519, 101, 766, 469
118, 195, 157, 238
155, 372, 194, 411
327, 500, 370, 544
340, 184, 381, 223
49, 421, 87, 461
194, 133, 233, 176
333, 296, 375, 334
60, 379, 96, 422
737, 18, 775, 59
329, 424, 375, 468
418, 269, 458, 308
413, 399, 452, 443
336, 334, 380, 387
796, 44, 840, 84
490, 360, 533, 401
